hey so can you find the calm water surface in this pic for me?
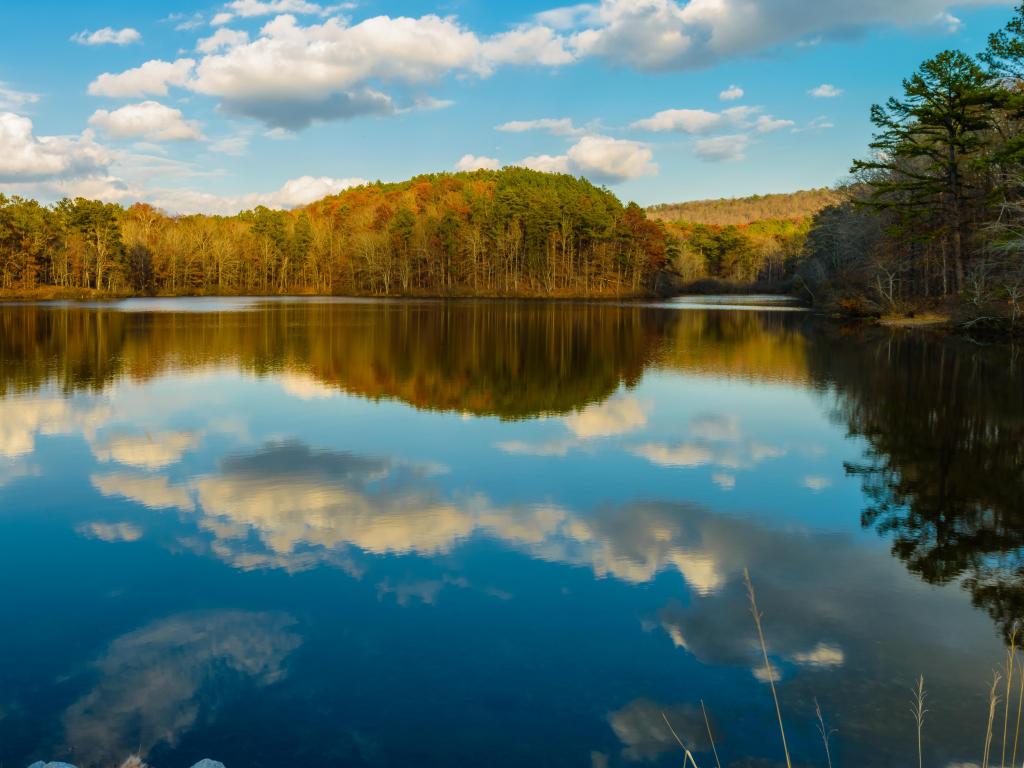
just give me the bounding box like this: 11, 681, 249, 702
0, 298, 1021, 767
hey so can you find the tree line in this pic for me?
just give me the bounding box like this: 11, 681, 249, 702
797, 4, 1024, 329
0, 168, 670, 299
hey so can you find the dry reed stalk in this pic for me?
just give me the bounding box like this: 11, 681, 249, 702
662, 711, 701, 768
1013, 655, 1024, 768
911, 675, 927, 768
744, 568, 792, 768
1003, 624, 1019, 768
700, 699, 722, 768
985, 672, 1003, 768
815, 697, 837, 768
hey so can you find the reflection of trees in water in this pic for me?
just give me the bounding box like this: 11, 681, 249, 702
0, 302, 812, 417
811, 329, 1024, 638
5, 299, 1023, 635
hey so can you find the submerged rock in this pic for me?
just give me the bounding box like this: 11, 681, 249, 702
190, 762, 226, 768
27, 763, 79, 768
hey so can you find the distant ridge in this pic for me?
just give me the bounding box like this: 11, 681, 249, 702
647, 188, 841, 226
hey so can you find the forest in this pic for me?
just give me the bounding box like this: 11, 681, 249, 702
0, 168, 668, 299
796, 4, 1024, 330
647, 189, 839, 225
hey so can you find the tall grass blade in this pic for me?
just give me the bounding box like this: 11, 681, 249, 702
815, 697, 837, 768
744, 568, 792, 768
701, 699, 722, 768
911, 675, 927, 768
985, 672, 1003, 768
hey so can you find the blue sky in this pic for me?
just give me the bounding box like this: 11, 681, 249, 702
0, 0, 1016, 213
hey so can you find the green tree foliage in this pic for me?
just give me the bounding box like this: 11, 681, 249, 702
800, 6, 1024, 327
0, 168, 670, 298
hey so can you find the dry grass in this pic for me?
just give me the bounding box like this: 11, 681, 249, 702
662, 572, 1024, 768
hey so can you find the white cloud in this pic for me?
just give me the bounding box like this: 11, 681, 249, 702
809, 83, 843, 98
226, 0, 340, 17
456, 154, 500, 172
211, 12, 236, 26
934, 11, 963, 32
516, 135, 656, 183
480, 25, 575, 69
719, 84, 744, 101
89, 101, 204, 141
557, 0, 1009, 71
185, 14, 480, 129
95, 12, 572, 131
754, 115, 795, 133
566, 134, 656, 182
518, 153, 572, 174
88, 59, 196, 98
146, 174, 368, 215
693, 133, 749, 162
197, 28, 250, 54
497, 117, 582, 136
631, 105, 759, 133
0, 113, 112, 181
0, 83, 40, 111
72, 27, 142, 46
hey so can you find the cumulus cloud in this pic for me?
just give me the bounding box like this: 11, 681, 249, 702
197, 27, 250, 53
456, 154, 500, 172
719, 84, 744, 100
0, 113, 112, 182
693, 133, 749, 162
518, 135, 657, 182
518, 153, 572, 174
810, 83, 843, 98
497, 117, 582, 136
632, 104, 767, 133
184, 14, 481, 128
88, 58, 196, 98
557, 0, 1008, 71
480, 24, 575, 68
88, 101, 204, 142
92, 12, 571, 131
145, 174, 367, 215
72, 27, 142, 46
566, 134, 656, 182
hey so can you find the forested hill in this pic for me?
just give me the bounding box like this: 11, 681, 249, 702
0, 168, 668, 299
647, 189, 841, 225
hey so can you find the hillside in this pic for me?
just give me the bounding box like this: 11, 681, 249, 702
648, 188, 841, 225
0, 169, 669, 299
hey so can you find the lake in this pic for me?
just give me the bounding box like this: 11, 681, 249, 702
0, 298, 1021, 768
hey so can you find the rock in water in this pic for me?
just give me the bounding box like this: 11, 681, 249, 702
27, 764, 79, 768
190, 761, 226, 768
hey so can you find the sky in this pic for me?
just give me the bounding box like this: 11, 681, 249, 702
0, 0, 1017, 214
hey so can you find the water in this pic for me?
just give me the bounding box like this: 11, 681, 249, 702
0, 298, 1020, 768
